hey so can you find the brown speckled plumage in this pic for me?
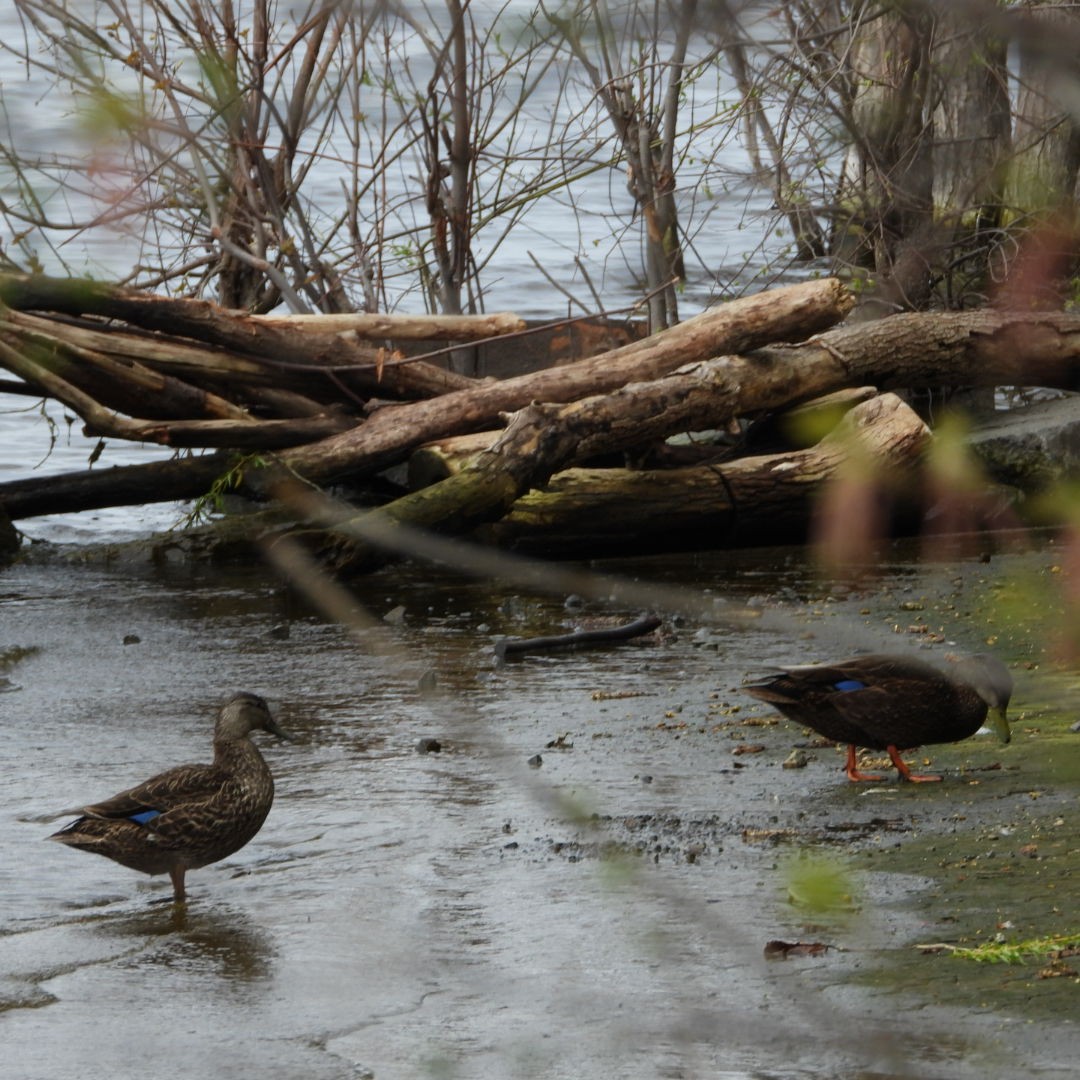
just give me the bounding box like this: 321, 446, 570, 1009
50, 693, 289, 901
746, 653, 1012, 782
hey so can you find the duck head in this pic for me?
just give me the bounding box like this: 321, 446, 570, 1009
951, 654, 1012, 744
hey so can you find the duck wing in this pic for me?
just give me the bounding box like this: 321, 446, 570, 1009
748, 655, 953, 750
64, 761, 225, 822
822, 684, 937, 750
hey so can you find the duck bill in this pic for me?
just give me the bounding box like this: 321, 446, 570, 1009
267, 718, 294, 742
985, 706, 1011, 745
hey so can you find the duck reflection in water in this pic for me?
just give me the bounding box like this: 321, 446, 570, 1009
100, 902, 277, 984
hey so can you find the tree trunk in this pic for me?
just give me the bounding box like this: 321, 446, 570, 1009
1003, 1, 1080, 224
835, 2, 932, 274
929, 10, 1010, 233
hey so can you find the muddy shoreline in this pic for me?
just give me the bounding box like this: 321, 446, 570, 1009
2, 535, 1079, 1078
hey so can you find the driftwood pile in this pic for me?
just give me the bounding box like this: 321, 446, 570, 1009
2, 273, 1080, 573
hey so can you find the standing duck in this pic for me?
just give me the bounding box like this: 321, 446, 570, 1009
49, 693, 290, 901
746, 653, 1012, 782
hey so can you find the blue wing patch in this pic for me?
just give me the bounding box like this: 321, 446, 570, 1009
833, 679, 868, 692
129, 809, 161, 826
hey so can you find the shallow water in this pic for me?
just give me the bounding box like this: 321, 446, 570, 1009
2, 542, 1078, 1080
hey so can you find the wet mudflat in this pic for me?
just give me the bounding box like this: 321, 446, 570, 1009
1, 537, 1079, 1079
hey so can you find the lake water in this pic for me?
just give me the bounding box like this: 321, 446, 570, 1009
0, 1, 785, 321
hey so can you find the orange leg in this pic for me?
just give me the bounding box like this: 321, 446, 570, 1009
886, 745, 942, 783
844, 744, 887, 782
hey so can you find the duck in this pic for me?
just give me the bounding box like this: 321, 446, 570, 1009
745, 653, 1011, 782
49, 693, 290, 901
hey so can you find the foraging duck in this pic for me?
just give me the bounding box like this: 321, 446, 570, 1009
49, 693, 289, 901
746, 653, 1011, 782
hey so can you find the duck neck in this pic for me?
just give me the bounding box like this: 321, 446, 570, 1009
214, 735, 265, 772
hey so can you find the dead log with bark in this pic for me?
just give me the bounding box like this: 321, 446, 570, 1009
310, 391, 930, 571
3, 270, 1079, 572
279, 304, 1080, 508
0, 278, 852, 520
478, 393, 930, 557
0, 276, 478, 454
268, 277, 855, 485
304, 307, 1080, 573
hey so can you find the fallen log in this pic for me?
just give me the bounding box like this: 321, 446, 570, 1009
0, 277, 849, 523
10, 278, 1080, 574
407, 431, 502, 488
3, 295, 1078, 529
317, 392, 929, 571
0, 274, 475, 401
303, 305, 1080, 573
257, 310, 525, 341
3, 308, 339, 415
0, 453, 237, 521
269, 278, 855, 485
1, 318, 254, 421
116, 414, 357, 449
405, 387, 881, 487
479, 393, 929, 556
0, 332, 353, 450
271, 301, 1080, 492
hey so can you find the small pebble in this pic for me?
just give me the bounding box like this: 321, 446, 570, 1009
416, 737, 442, 754
783, 749, 809, 770
122, 634, 141, 645
527, 754, 543, 768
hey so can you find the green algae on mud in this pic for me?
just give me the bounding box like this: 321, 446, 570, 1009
847, 689, 1080, 1022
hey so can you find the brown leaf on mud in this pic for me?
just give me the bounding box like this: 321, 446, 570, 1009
732, 743, 766, 756
1038, 959, 1078, 979
764, 939, 832, 960
545, 733, 573, 750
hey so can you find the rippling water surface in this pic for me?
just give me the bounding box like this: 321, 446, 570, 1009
2, 541, 1076, 1080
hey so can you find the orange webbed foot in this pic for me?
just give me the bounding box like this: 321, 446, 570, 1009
887, 745, 942, 783
844, 745, 887, 782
